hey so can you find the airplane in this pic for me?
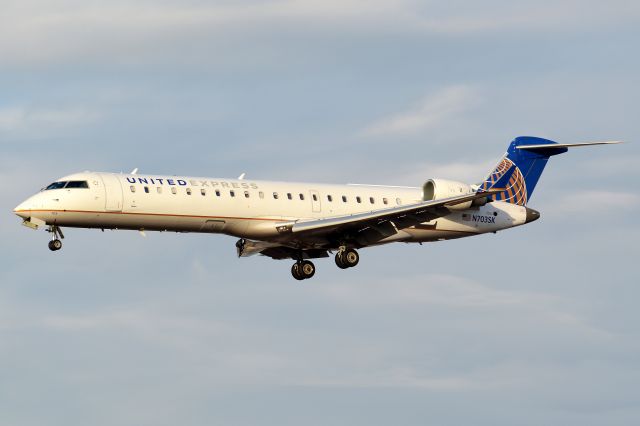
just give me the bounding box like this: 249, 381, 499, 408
13, 136, 619, 280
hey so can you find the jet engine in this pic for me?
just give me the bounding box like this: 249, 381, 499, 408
422, 179, 486, 210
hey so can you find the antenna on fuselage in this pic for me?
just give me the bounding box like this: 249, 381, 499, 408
238, 173, 246, 180
131, 168, 139, 175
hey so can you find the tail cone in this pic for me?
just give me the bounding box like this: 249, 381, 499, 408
525, 207, 540, 223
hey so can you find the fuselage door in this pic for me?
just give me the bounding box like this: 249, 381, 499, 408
310, 189, 321, 213
99, 173, 123, 212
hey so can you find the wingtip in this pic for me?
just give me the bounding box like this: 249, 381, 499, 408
586, 140, 623, 145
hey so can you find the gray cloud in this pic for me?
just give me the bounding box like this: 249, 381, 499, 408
361, 85, 482, 137
2, 0, 639, 68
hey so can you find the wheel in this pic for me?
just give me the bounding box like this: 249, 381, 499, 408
343, 249, 359, 267
335, 252, 349, 269
336, 249, 359, 269
291, 263, 305, 280
300, 261, 315, 279
48, 239, 62, 251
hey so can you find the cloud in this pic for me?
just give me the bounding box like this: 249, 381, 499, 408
322, 273, 552, 308
25, 272, 615, 393
546, 190, 640, 215
580, 154, 640, 178
361, 86, 481, 137
0, 0, 408, 66
407, 1, 640, 34
0, 105, 101, 136
3, 1, 639, 67
395, 159, 496, 185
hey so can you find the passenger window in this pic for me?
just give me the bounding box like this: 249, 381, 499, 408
130, 186, 136, 193
356, 196, 361, 203
201, 189, 206, 196
144, 186, 149, 193
244, 191, 250, 198
259, 191, 264, 199
342, 195, 347, 202
370, 197, 375, 204
186, 188, 192, 195
273, 192, 279, 199
299, 193, 304, 201
157, 187, 162, 194
383, 197, 388, 205
230, 190, 235, 197
327, 195, 333, 202
312, 194, 318, 201
287, 193, 292, 200
215, 190, 221, 197
171, 187, 177, 194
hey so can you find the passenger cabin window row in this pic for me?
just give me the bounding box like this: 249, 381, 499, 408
127, 184, 403, 205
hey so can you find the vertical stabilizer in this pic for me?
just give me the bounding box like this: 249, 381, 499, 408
479, 136, 567, 205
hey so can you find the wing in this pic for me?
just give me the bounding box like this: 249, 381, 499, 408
274, 190, 498, 247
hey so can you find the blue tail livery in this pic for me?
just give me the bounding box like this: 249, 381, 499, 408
479, 136, 621, 205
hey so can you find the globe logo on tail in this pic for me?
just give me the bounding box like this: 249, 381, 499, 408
480, 158, 528, 206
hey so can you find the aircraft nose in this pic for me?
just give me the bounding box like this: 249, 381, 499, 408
14, 199, 32, 219
525, 207, 541, 223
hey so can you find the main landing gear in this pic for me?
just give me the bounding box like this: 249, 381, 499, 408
291, 260, 316, 280
47, 225, 64, 251
335, 248, 359, 269
289, 248, 360, 280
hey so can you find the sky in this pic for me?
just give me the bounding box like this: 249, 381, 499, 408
1, 1, 639, 425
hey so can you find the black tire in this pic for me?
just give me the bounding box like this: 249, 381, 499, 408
300, 261, 315, 279
343, 249, 359, 268
291, 263, 305, 280
52, 239, 62, 251
335, 253, 349, 269
48, 240, 57, 251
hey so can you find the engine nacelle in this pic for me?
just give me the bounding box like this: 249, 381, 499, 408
423, 179, 475, 210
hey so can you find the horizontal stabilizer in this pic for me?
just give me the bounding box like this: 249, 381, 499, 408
480, 136, 621, 206
516, 141, 622, 150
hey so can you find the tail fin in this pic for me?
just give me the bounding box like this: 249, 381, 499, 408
479, 136, 620, 205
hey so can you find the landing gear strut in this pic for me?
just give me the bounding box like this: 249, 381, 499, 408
335, 248, 359, 269
291, 260, 315, 280
236, 238, 246, 257
47, 225, 64, 251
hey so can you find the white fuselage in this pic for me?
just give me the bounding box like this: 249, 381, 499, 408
14, 172, 528, 247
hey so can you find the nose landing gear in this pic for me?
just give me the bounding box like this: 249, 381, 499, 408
47, 225, 64, 251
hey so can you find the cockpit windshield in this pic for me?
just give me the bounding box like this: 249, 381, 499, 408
43, 181, 89, 190
65, 181, 89, 188
45, 182, 67, 190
